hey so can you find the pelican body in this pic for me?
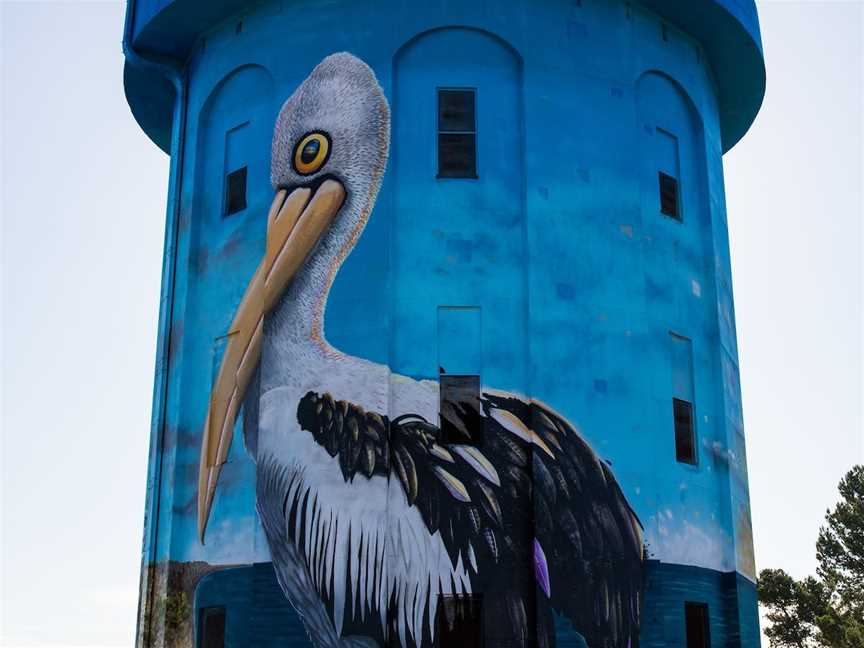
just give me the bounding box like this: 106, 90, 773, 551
197, 54, 643, 648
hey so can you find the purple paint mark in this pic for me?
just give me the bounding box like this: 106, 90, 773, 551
534, 538, 551, 598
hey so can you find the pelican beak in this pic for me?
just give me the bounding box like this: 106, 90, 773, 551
198, 178, 346, 542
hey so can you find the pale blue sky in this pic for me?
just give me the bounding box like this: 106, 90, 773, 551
0, 1, 861, 646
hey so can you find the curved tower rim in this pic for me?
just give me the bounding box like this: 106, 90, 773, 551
123, 0, 765, 156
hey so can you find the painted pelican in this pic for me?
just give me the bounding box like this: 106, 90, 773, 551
198, 53, 644, 648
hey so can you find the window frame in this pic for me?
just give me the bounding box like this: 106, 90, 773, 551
655, 126, 683, 222
673, 396, 698, 465
436, 87, 479, 180
658, 170, 681, 220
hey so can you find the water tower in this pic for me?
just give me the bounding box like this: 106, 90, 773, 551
123, 1, 766, 646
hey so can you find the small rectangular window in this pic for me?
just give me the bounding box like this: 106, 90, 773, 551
685, 602, 710, 648
224, 166, 247, 216
437, 89, 477, 179
659, 171, 680, 219
670, 332, 696, 465
198, 606, 226, 648
436, 594, 483, 647
439, 373, 483, 445
656, 127, 682, 220
674, 398, 696, 464
438, 306, 482, 376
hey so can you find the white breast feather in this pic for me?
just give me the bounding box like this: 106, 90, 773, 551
260, 385, 471, 645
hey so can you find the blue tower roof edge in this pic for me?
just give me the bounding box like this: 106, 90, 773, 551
123, 0, 766, 154
640, 0, 766, 152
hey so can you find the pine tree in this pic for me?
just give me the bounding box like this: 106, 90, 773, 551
759, 466, 864, 648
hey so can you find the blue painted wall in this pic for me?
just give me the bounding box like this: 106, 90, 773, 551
125, 0, 763, 646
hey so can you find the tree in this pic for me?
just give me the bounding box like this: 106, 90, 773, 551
758, 465, 864, 648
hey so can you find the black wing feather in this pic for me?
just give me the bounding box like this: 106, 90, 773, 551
484, 392, 645, 648
296, 390, 644, 648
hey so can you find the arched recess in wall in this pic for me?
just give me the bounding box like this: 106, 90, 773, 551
193, 64, 275, 237
389, 27, 528, 387
635, 69, 719, 306
391, 24, 525, 226
635, 70, 708, 230
181, 64, 277, 569
635, 69, 719, 312
392, 26, 524, 192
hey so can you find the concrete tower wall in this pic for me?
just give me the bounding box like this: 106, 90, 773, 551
124, 1, 765, 647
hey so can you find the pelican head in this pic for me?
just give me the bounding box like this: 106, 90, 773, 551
198, 52, 390, 541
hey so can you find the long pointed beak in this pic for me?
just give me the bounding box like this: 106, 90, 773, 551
198, 179, 346, 542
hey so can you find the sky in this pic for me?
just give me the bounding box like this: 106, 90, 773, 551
0, 1, 861, 646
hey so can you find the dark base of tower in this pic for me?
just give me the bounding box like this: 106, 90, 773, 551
183, 560, 759, 647
639, 562, 760, 648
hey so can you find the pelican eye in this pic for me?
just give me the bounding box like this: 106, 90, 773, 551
293, 132, 331, 175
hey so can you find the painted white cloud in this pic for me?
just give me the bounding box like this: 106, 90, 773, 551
646, 514, 736, 573
184, 516, 272, 565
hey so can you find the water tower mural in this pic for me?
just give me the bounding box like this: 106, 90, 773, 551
123, 1, 766, 647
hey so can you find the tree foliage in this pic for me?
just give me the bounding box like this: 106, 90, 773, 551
758, 466, 864, 648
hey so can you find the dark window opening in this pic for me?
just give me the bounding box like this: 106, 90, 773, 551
438, 134, 477, 179
436, 594, 483, 647
439, 89, 475, 131
437, 89, 477, 179
685, 602, 710, 648
439, 373, 483, 445
198, 606, 226, 648
674, 398, 696, 464
659, 171, 680, 219
225, 166, 247, 216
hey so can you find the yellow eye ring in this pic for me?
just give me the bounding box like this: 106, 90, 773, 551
293, 132, 331, 175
